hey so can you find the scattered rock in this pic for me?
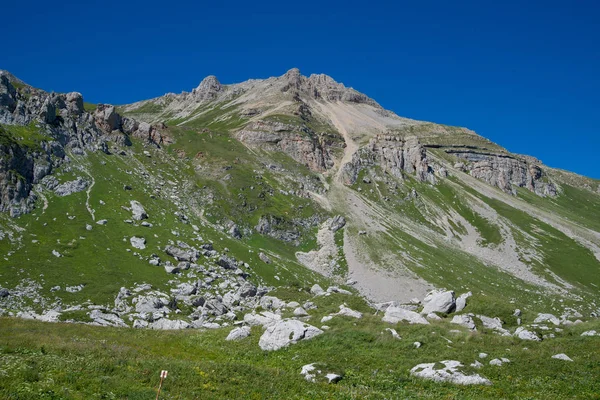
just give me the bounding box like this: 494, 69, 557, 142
54, 177, 88, 196
421, 290, 456, 314
310, 284, 325, 296
534, 313, 560, 326
581, 330, 599, 337
552, 353, 573, 362
130, 236, 146, 250
258, 319, 323, 351
130, 200, 148, 220
383, 306, 429, 325
410, 360, 491, 385
514, 327, 541, 341
226, 326, 251, 341
450, 314, 476, 330
149, 319, 190, 330
335, 304, 362, 319
455, 292, 472, 312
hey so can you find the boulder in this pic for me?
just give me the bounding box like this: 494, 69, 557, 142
581, 330, 599, 337
410, 360, 491, 386
335, 305, 362, 319
421, 290, 456, 314
149, 319, 190, 330
130, 236, 146, 250
450, 314, 476, 330
455, 292, 472, 312
534, 313, 560, 326
164, 245, 198, 262
226, 326, 251, 341
244, 311, 282, 327
260, 296, 286, 310
237, 282, 257, 298
514, 327, 541, 341
552, 353, 573, 362
310, 284, 325, 296
258, 319, 323, 351
54, 177, 88, 196
293, 307, 309, 317
130, 200, 148, 220
217, 255, 238, 270
382, 306, 429, 325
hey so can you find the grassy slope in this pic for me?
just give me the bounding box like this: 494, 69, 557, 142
1, 296, 599, 399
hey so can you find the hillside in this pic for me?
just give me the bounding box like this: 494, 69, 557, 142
0, 68, 599, 397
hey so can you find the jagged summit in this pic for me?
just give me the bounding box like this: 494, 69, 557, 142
192, 75, 222, 101
0, 70, 26, 86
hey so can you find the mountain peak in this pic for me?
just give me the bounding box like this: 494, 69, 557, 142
192, 75, 222, 101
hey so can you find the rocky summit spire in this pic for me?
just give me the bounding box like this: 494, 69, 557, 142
192, 75, 222, 101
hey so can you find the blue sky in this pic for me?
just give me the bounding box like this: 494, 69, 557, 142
4, 0, 599, 178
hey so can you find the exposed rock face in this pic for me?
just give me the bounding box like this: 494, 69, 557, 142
448, 150, 557, 196
342, 135, 436, 184
54, 177, 88, 196
192, 75, 222, 101
0, 72, 170, 217
237, 120, 336, 171
280, 68, 380, 107
255, 215, 301, 244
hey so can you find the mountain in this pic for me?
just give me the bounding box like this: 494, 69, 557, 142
1, 68, 599, 397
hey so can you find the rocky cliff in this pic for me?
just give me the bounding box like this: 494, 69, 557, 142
342, 134, 437, 184
0, 71, 169, 215
448, 149, 557, 196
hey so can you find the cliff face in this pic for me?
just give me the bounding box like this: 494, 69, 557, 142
449, 150, 557, 196
236, 120, 337, 172
0, 71, 170, 216
342, 135, 436, 185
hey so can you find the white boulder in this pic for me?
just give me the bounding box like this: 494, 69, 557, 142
383, 306, 429, 325
226, 326, 251, 341
410, 360, 491, 385
259, 319, 323, 351
421, 290, 456, 314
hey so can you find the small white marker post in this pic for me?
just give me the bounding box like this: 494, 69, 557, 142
156, 370, 168, 400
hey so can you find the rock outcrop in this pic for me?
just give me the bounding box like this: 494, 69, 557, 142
448, 149, 557, 196
342, 135, 436, 185
236, 120, 336, 172
0, 71, 170, 217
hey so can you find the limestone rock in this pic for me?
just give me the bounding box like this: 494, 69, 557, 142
130, 236, 146, 250
451, 314, 476, 330
54, 177, 88, 196
258, 319, 323, 351
552, 353, 573, 362
226, 326, 251, 341
382, 306, 429, 325
410, 360, 491, 385
130, 200, 148, 220
421, 290, 456, 314
514, 327, 541, 341
455, 292, 472, 312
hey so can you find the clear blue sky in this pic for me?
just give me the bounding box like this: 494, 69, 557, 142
4, 0, 599, 178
